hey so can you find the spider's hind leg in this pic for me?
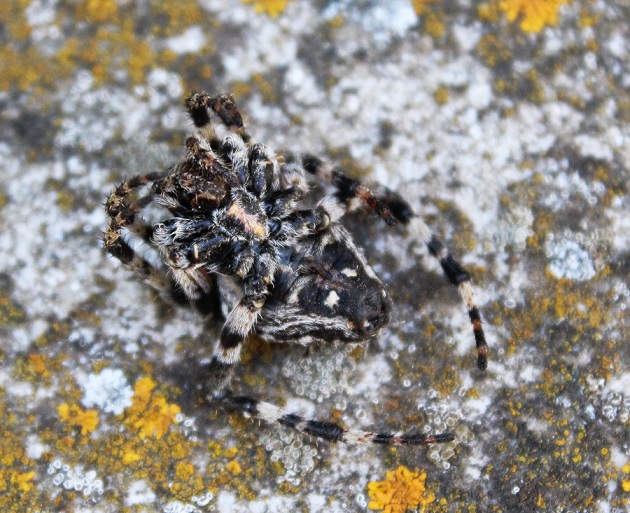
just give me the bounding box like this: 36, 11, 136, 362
410, 219, 489, 371
301, 154, 410, 226
300, 154, 488, 371
219, 395, 454, 446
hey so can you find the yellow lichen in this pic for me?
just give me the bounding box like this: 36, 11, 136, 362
226, 460, 242, 476
367, 466, 435, 513
75, 0, 120, 24
27, 354, 50, 379
424, 13, 445, 37
124, 377, 180, 439
174, 462, 195, 480
412, 0, 439, 15
131, 376, 156, 408
58, 403, 99, 435
623, 464, 630, 492
10, 471, 35, 492
499, 0, 570, 33
242, 0, 292, 17
224, 446, 239, 458
122, 448, 142, 465
477, 2, 502, 23
149, 0, 204, 36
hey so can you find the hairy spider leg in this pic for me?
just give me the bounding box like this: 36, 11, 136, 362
105, 173, 219, 313
220, 395, 455, 446
301, 154, 488, 371
245, 143, 276, 197
104, 173, 184, 301
205, 298, 262, 399
186, 92, 251, 143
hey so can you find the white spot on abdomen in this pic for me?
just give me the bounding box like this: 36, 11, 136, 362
325, 290, 340, 309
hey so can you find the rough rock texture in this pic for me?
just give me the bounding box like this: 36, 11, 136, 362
1, 1, 628, 512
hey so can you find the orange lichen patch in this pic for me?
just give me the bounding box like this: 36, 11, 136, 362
432, 363, 462, 397
174, 462, 195, 480
10, 471, 35, 492
476, 34, 511, 68
242, 0, 293, 17
0, 1, 179, 91
226, 460, 243, 476
224, 446, 239, 459
128, 376, 156, 410
477, 2, 502, 23
124, 377, 181, 439
578, 6, 599, 28
367, 466, 435, 513
0, 1, 31, 41
58, 403, 99, 435
412, 0, 439, 15
623, 464, 630, 492
0, 45, 55, 92
27, 354, 49, 377
121, 444, 142, 465
0, 293, 27, 326
499, 0, 570, 33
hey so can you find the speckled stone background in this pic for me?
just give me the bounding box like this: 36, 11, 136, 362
1, 1, 629, 512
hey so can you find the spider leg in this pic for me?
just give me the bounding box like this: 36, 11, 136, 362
262, 157, 309, 220
219, 395, 454, 446
205, 298, 261, 399
105, 174, 218, 314
270, 207, 335, 242
186, 92, 251, 143
301, 154, 404, 225
421, 228, 488, 371
104, 173, 175, 298
246, 143, 276, 198
300, 154, 488, 371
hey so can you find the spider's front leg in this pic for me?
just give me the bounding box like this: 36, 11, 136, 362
186, 92, 251, 143
104, 172, 185, 303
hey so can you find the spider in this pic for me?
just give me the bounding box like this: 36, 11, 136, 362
104, 93, 488, 446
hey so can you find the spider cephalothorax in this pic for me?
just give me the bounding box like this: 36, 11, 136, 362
104, 93, 488, 446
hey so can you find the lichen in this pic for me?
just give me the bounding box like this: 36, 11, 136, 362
499, 0, 570, 33
124, 377, 181, 439
241, 0, 293, 17
58, 403, 99, 435
0, 295, 27, 327
10, 471, 35, 492
226, 460, 243, 476
623, 463, 630, 493
367, 466, 435, 513
411, 0, 439, 16
0, 1, 212, 93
